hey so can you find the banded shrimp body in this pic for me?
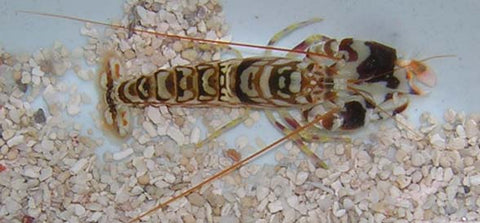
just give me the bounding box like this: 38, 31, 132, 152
1, 1, 480, 223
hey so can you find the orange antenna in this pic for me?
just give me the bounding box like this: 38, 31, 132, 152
128, 108, 340, 222
417, 54, 456, 62
17, 10, 337, 60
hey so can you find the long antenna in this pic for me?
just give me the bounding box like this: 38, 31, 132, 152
128, 108, 340, 222
17, 10, 337, 60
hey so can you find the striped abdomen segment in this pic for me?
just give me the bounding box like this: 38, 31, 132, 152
115, 57, 326, 108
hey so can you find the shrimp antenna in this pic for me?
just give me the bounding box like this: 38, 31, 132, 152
418, 54, 456, 62
128, 108, 340, 222
17, 10, 336, 59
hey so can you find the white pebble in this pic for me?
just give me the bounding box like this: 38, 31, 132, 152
23, 166, 41, 178
115, 188, 130, 203
2, 129, 15, 140
444, 109, 456, 123
465, 119, 479, 138
21, 71, 31, 84
444, 168, 454, 182
131, 186, 144, 195
469, 175, 480, 186
8, 108, 22, 124
137, 134, 150, 144
412, 171, 423, 183
113, 148, 134, 160
343, 198, 354, 210
396, 176, 412, 189
73, 204, 86, 216
331, 180, 343, 195
221, 203, 232, 217
32, 75, 41, 85
456, 125, 466, 138
133, 157, 147, 176
157, 124, 168, 136
286, 196, 298, 208
389, 186, 401, 198
181, 49, 198, 61
7, 135, 24, 147
256, 186, 269, 201
335, 145, 345, 155
393, 166, 406, 175
80, 25, 99, 37
190, 127, 200, 144
146, 107, 163, 124
283, 208, 295, 222
171, 55, 190, 66
39, 167, 53, 181
337, 163, 350, 172
205, 30, 217, 41
75, 69, 92, 81
143, 145, 154, 158
141, 63, 157, 75
41, 139, 54, 151
295, 171, 309, 185
447, 138, 466, 150
430, 134, 445, 148
334, 209, 346, 217
267, 200, 283, 213
446, 184, 457, 201
67, 94, 81, 115
70, 158, 88, 174
239, 166, 250, 178
142, 121, 157, 137
164, 172, 176, 184
411, 154, 425, 167
245, 111, 260, 127
88, 212, 103, 222
162, 47, 176, 59
86, 202, 102, 211
166, 126, 184, 145
32, 66, 45, 76
4, 197, 21, 213
315, 168, 329, 178
197, 21, 207, 33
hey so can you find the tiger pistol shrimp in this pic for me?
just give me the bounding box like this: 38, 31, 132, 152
19, 13, 435, 166
122, 21, 436, 221
99, 19, 435, 169
19, 11, 437, 222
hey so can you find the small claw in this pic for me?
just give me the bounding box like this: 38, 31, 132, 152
410, 60, 436, 87
397, 59, 437, 95
398, 59, 437, 87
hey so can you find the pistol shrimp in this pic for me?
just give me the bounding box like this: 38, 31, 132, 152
118, 21, 436, 222
21, 8, 438, 223
98, 19, 434, 164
